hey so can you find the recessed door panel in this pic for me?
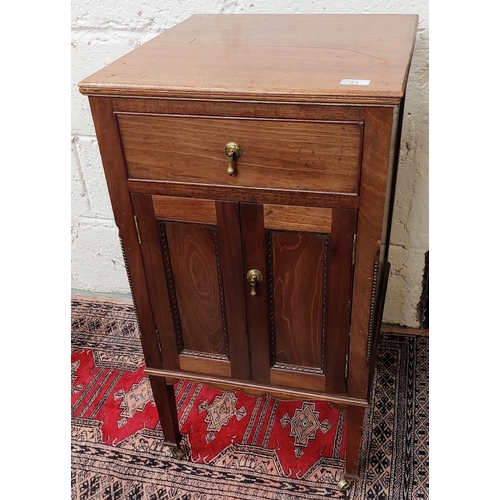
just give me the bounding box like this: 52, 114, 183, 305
271, 230, 326, 370
241, 202, 357, 394
161, 221, 226, 356
132, 194, 249, 379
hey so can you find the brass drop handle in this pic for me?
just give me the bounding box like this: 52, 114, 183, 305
224, 142, 242, 176
246, 269, 263, 296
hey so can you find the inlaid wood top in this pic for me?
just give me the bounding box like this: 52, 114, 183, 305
79, 14, 418, 104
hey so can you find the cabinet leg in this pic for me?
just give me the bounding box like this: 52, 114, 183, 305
343, 405, 366, 482
148, 375, 181, 447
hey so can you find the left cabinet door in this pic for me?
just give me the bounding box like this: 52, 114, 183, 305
130, 194, 251, 380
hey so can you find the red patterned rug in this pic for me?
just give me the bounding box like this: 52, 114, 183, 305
71, 298, 429, 500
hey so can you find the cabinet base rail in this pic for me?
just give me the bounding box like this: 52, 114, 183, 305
144, 367, 369, 409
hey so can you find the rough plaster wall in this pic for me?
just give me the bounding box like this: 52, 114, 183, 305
71, 0, 429, 327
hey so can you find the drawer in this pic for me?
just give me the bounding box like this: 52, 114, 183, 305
117, 114, 362, 194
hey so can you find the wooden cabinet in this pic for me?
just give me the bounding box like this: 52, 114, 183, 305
79, 14, 418, 491
133, 193, 356, 392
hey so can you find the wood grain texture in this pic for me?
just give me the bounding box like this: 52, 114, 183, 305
263, 204, 332, 233
131, 194, 181, 369
82, 16, 418, 484
165, 221, 226, 356
379, 105, 400, 273
271, 231, 326, 370
144, 367, 369, 408
128, 178, 359, 209
240, 203, 271, 384
79, 14, 418, 105
148, 375, 181, 446
324, 208, 357, 394
270, 367, 325, 392
87, 97, 163, 370
111, 98, 366, 122
118, 114, 362, 194
214, 201, 251, 380
179, 352, 231, 377
152, 195, 216, 224
343, 405, 367, 480
348, 107, 395, 400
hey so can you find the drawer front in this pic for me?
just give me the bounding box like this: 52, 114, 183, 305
117, 114, 362, 194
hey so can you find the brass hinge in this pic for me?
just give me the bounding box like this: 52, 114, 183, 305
155, 329, 162, 353
351, 234, 358, 266
344, 353, 349, 380
133, 215, 142, 245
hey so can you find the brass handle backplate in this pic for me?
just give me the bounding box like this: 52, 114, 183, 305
224, 142, 242, 176
246, 269, 263, 296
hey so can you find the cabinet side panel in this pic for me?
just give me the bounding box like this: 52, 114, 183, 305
271, 230, 327, 369
349, 106, 394, 400
164, 222, 226, 356
379, 104, 402, 270
88, 97, 163, 369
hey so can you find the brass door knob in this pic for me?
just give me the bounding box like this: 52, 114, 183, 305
246, 269, 263, 296
224, 142, 242, 176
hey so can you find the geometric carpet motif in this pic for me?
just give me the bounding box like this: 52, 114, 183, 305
71, 298, 429, 500
198, 392, 247, 444
280, 402, 332, 458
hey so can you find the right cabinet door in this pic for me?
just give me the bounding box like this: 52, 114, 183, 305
240, 203, 357, 394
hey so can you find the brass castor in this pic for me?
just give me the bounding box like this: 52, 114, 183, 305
338, 477, 353, 492
171, 447, 185, 460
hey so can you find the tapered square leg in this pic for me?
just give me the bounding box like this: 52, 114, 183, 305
148, 375, 181, 447
344, 405, 367, 481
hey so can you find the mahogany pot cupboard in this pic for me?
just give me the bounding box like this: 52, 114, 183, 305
79, 14, 418, 491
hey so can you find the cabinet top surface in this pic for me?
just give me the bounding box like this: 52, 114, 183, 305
79, 14, 418, 105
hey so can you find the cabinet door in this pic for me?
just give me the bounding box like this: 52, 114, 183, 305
240, 203, 357, 394
131, 194, 250, 379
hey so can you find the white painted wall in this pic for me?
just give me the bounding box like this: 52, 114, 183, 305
71, 0, 429, 327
